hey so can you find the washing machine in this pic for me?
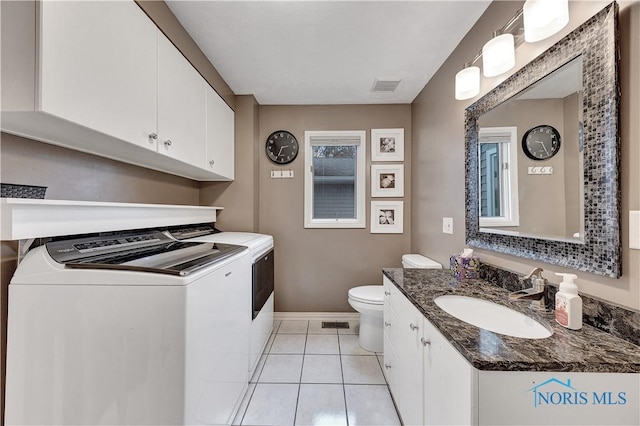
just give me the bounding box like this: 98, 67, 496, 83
173, 227, 274, 374
5, 228, 251, 425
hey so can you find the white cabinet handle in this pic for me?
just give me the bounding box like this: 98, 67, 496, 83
225, 272, 232, 277
384, 291, 391, 296
421, 337, 431, 346
148, 132, 158, 143
209, 160, 215, 167
164, 139, 172, 149
409, 323, 419, 331
384, 321, 391, 327
384, 363, 392, 369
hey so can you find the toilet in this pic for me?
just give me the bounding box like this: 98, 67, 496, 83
348, 254, 442, 352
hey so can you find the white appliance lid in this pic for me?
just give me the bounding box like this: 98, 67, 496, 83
348, 285, 384, 304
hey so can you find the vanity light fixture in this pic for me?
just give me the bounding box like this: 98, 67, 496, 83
455, 2, 570, 100
455, 64, 480, 100
523, 0, 569, 42
482, 32, 515, 77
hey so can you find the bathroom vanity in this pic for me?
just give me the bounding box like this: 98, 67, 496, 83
382, 268, 640, 426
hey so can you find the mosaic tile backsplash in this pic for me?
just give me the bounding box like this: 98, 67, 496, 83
479, 263, 640, 347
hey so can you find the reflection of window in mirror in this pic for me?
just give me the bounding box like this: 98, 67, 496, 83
478, 127, 519, 228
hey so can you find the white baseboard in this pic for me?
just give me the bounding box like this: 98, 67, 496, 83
274, 312, 360, 321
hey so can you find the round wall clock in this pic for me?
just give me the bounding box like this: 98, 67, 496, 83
265, 130, 299, 165
522, 125, 561, 160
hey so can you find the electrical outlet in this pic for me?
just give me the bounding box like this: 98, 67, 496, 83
442, 217, 453, 234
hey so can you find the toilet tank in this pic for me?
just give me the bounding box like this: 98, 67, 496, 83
402, 254, 442, 269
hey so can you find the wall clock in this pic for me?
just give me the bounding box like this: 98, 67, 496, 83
522, 125, 561, 160
265, 130, 299, 165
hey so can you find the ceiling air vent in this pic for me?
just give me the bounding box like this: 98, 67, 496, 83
371, 78, 401, 93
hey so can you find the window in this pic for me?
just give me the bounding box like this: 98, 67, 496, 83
478, 127, 519, 227
304, 130, 366, 228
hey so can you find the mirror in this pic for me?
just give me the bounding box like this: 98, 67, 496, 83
465, 3, 621, 278
477, 57, 584, 242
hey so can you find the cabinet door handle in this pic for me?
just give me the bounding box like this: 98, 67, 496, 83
421, 337, 431, 346
225, 271, 232, 277
409, 323, 419, 331
164, 139, 172, 149
384, 321, 391, 327
384, 363, 392, 369
148, 132, 158, 143
384, 291, 391, 296
209, 160, 215, 167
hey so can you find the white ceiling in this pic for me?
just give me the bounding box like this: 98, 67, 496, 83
166, 1, 491, 105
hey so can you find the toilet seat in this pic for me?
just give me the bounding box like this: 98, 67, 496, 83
348, 285, 383, 305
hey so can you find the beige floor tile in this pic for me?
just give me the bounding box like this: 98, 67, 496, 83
341, 355, 386, 385
344, 385, 401, 426
270, 334, 307, 354
301, 354, 343, 384
259, 354, 304, 383
338, 334, 376, 355
295, 384, 347, 426
232, 383, 255, 425
242, 383, 299, 426
250, 354, 268, 383
305, 334, 340, 354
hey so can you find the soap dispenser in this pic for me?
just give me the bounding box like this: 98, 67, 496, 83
554, 273, 582, 330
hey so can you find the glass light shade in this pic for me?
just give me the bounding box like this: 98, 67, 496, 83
482, 33, 515, 77
523, 0, 569, 43
455, 66, 480, 100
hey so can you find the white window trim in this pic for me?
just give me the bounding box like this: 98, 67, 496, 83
478, 126, 520, 228
304, 130, 366, 228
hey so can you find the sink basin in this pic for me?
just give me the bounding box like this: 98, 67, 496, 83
434, 295, 553, 339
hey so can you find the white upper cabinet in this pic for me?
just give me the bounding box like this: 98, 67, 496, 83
158, 34, 207, 166
0, 0, 234, 181
205, 86, 235, 180
39, 0, 158, 151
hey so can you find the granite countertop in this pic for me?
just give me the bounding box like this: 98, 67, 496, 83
383, 268, 640, 373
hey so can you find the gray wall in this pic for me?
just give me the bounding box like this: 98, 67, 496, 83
411, 0, 640, 310
258, 105, 412, 312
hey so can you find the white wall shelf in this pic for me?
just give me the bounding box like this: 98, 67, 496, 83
0, 198, 222, 240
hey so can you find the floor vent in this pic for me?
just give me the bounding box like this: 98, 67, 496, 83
322, 321, 350, 329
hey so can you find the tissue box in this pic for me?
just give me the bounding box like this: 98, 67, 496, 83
450, 255, 480, 280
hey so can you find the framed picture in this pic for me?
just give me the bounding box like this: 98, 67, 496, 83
371, 164, 404, 197
371, 201, 404, 234
371, 128, 404, 162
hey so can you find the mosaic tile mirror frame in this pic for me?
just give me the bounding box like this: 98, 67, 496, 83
465, 3, 621, 278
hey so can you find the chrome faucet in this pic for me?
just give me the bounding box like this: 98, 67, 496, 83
509, 267, 550, 312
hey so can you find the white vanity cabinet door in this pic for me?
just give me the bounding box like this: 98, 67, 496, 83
392, 292, 426, 426
383, 276, 424, 426
423, 317, 476, 425
157, 33, 207, 166
39, 0, 158, 150
205, 87, 235, 180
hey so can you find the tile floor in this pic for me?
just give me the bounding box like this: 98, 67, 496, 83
232, 319, 402, 426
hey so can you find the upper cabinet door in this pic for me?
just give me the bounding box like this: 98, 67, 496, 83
205, 87, 234, 180
39, 0, 158, 151
157, 34, 206, 166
